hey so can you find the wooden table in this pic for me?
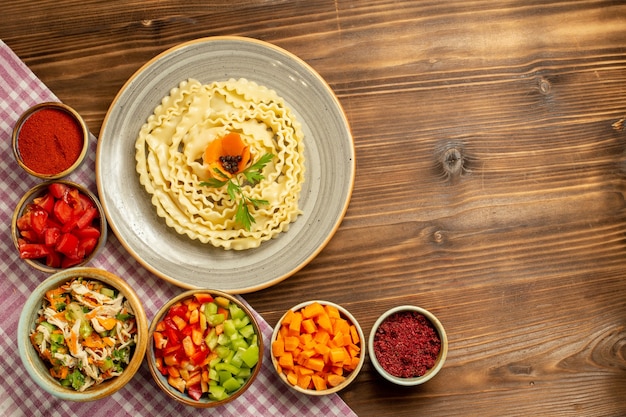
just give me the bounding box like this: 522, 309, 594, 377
3, 1, 626, 415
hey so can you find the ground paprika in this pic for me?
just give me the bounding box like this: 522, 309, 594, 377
16, 106, 84, 176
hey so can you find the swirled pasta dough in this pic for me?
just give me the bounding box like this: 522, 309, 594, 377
135, 78, 305, 250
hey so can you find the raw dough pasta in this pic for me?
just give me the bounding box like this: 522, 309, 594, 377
135, 78, 305, 250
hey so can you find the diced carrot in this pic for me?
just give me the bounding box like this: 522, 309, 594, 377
305, 357, 325, 372
289, 312, 303, 334
286, 370, 298, 386
312, 374, 327, 391
281, 309, 295, 326
314, 329, 330, 345
301, 318, 316, 334
332, 331, 346, 347
329, 347, 346, 364
349, 325, 360, 345
314, 343, 330, 357
302, 302, 325, 318
272, 337, 285, 357
324, 304, 340, 319
272, 302, 362, 392
297, 374, 312, 390
97, 317, 118, 331
316, 313, 332, 333
284, 336, 299, 352
295, 365, 314, 376
327, 374, 346, 387
333, 317, 350, 337
278, 352, 294, 369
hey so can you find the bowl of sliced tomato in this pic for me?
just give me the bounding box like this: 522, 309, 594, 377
147, 289, 263, 407
11, 180, 107, 273
270, 300, 366, 395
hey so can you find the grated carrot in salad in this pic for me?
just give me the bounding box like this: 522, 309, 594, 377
29, 277, 138, 391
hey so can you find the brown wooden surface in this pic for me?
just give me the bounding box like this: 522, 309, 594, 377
3, 1, 626, 415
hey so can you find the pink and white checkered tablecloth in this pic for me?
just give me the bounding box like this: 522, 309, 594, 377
0, 39, 358, 417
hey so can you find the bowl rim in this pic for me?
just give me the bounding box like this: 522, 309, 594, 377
146, 289, 264, 408
12, 101, 89, 180
269, 299, 366, 396
17, 267, 148, 401
11, 180, 108, 273
367, 305, 448, 386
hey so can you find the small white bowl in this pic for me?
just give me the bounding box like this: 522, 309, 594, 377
270, 300, 365, 395
368, 305, 447, 386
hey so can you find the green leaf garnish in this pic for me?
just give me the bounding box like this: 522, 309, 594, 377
200, 153, 274, 231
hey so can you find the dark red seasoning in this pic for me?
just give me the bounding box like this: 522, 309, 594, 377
373, 311, 441, 378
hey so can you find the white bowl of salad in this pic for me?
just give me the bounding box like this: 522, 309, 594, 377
17, 267, 148, 401
146, 289, 263, 407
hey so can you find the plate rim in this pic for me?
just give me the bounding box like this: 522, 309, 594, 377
95, 36, 355, 293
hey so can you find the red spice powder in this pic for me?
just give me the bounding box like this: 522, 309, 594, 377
373, 311, 441, 378
17, 107, 84, 175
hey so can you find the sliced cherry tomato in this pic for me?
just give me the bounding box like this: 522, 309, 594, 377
46, 251, 62, 268
78, 237, 98, 256
18, 242, 52, 259
53, 199, 75, 225
48, 183, 69, 199
30, 209, 49, 236
44, 227, 61, 246
76, 207, 99, 230
33, 193, 55, 213
55, 233, 79, 258
74, 226, 101, 239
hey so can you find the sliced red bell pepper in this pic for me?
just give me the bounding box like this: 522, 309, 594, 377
193, 293, 214, 304
187, 383, 202, 401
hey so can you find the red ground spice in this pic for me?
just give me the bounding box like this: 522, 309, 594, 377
373, 311, 441, 378
17, 107, 83, 175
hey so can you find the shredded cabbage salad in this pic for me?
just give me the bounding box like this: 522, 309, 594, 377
29, 277, 137, 391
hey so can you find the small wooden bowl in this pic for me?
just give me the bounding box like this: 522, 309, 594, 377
11, 180, 107, 273
270, 300, 366, 395
12, 102, 89, 179
147, 289, 263, 407
368, 305, 448, 386
17, 267, 148, 401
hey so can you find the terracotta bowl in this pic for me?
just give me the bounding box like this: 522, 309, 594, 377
17, 267, 148, 401
11, 180, 107, 273
147, 289, 263, 407
270, 300, 365, 395
12, 102, 89, 180
368, 305, 448, 386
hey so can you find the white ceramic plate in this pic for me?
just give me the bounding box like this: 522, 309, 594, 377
96, 37, 354, 293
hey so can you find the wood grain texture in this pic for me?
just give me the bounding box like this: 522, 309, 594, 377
2, 1, 626, 415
